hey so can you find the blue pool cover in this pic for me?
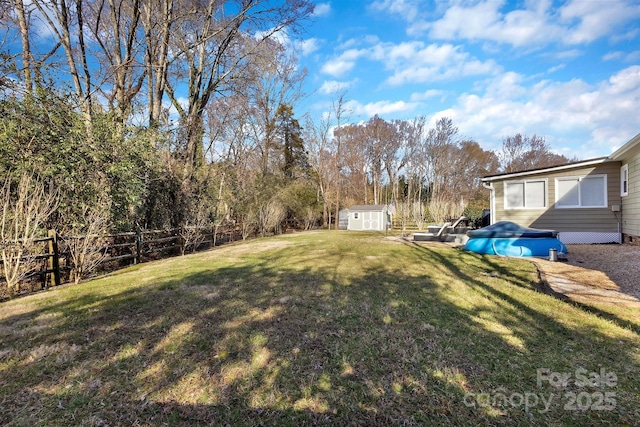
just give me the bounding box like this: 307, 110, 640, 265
466, 221, 557, 238
465, 222, 568, 257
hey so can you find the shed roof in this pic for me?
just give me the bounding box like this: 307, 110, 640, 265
349, 204, 387, 211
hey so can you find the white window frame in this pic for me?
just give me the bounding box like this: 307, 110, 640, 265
353, 212, 359, 219
555, 175, 608, 209
621, 164, 629, 197
503, 179, 548, 210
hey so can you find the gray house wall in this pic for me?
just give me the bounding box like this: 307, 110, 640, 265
486, 162, 622, 244
483, 131, 640, 245
617, 142, 640, 242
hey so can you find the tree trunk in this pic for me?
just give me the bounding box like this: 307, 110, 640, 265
14, 0, 33, 93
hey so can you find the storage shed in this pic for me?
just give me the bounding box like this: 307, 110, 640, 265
347, 205, 391, 231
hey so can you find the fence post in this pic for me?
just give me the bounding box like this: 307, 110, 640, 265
47, 229, 60, 287
135, 226, 142, 264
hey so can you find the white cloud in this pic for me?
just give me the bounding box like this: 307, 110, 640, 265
320, 46, 369, 77
379, 0, 640, 48
321, 60, 350, 77
547, 64, 566, 74
383, 43, 501, 85
611, 27, 640, 43
433, 66, 640, 159
604, 50, 640, 62
319, 80, 354, 94
559, 0, 640, 44
410, 89, 445, 101
321, 40, 499, 84
345, 99, 419, 117
427, 1, 564, 47
298, 38, 321, 56
313, 3, 332, 17
605, 65, 640, 95
370, 0, 420, 22
603, 51, 625, 61
547, 49, 582, 60
625, 51, 640, 62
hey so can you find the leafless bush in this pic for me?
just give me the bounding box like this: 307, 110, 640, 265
428, 194, 465, 224
180, 203, 210, 255
411, 202, 427, 231
1, 174, 58, 295
240, 210, 257, 241
395, 201, 411, 233
63, 204, 109, 284
258, 199, 286, 237
303, 206, 318, 230
450, 197, 466, 222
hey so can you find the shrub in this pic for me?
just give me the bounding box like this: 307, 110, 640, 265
463, 199, 489, 228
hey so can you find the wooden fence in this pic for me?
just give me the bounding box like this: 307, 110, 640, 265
0, 225, 243, 300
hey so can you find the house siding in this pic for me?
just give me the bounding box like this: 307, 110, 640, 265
619, 145, 640, 241
491, 162, 621, 233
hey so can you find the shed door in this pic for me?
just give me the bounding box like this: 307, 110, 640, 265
363, 212, 379, 230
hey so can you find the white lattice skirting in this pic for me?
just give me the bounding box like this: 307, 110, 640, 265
558, 232, 622, 244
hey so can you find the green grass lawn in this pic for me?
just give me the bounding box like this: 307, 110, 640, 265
1, 231, 638, 426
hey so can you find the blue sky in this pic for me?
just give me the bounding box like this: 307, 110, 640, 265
295, 0, 640, 159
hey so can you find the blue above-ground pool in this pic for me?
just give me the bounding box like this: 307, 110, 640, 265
465, 221, 568, 257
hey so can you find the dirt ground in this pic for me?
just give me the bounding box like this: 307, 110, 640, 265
540, 245, 640, 297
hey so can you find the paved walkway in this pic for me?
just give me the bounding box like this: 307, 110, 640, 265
531, 259, 640, 309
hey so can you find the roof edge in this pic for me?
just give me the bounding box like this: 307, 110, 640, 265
481, 157, 609, 182
609, 132, 640, 161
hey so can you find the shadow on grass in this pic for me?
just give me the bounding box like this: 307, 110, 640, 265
453, 244, 640, 335
0, 234, 638, 426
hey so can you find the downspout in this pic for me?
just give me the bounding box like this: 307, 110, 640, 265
482, 182, 495, 225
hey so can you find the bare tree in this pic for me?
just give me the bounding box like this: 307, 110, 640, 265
0, 174, 58, 295
363, 115, 393, 204
400, 116, 427, 207
141, 0, 174, 128
64, 204, 109, 284
338, 123, 368, 205
332, 92, 348, 229
395, 201, 412, 234
166, 0, 313, 183
11, 0, 34, 93
86, 0, 146, 129
423, 117, 459, 198
32, 0, 95, 136
304, 113, 332, 228
499, 134, 575, 173
243, 40, 306, 176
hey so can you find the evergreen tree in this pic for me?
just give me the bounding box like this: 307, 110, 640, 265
275, 104, 308, 180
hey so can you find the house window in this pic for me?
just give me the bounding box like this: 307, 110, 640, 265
353, 212, 359, 219
621, 164, 629, 196
555, 175, 607, 208
504, 180, 547, 209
